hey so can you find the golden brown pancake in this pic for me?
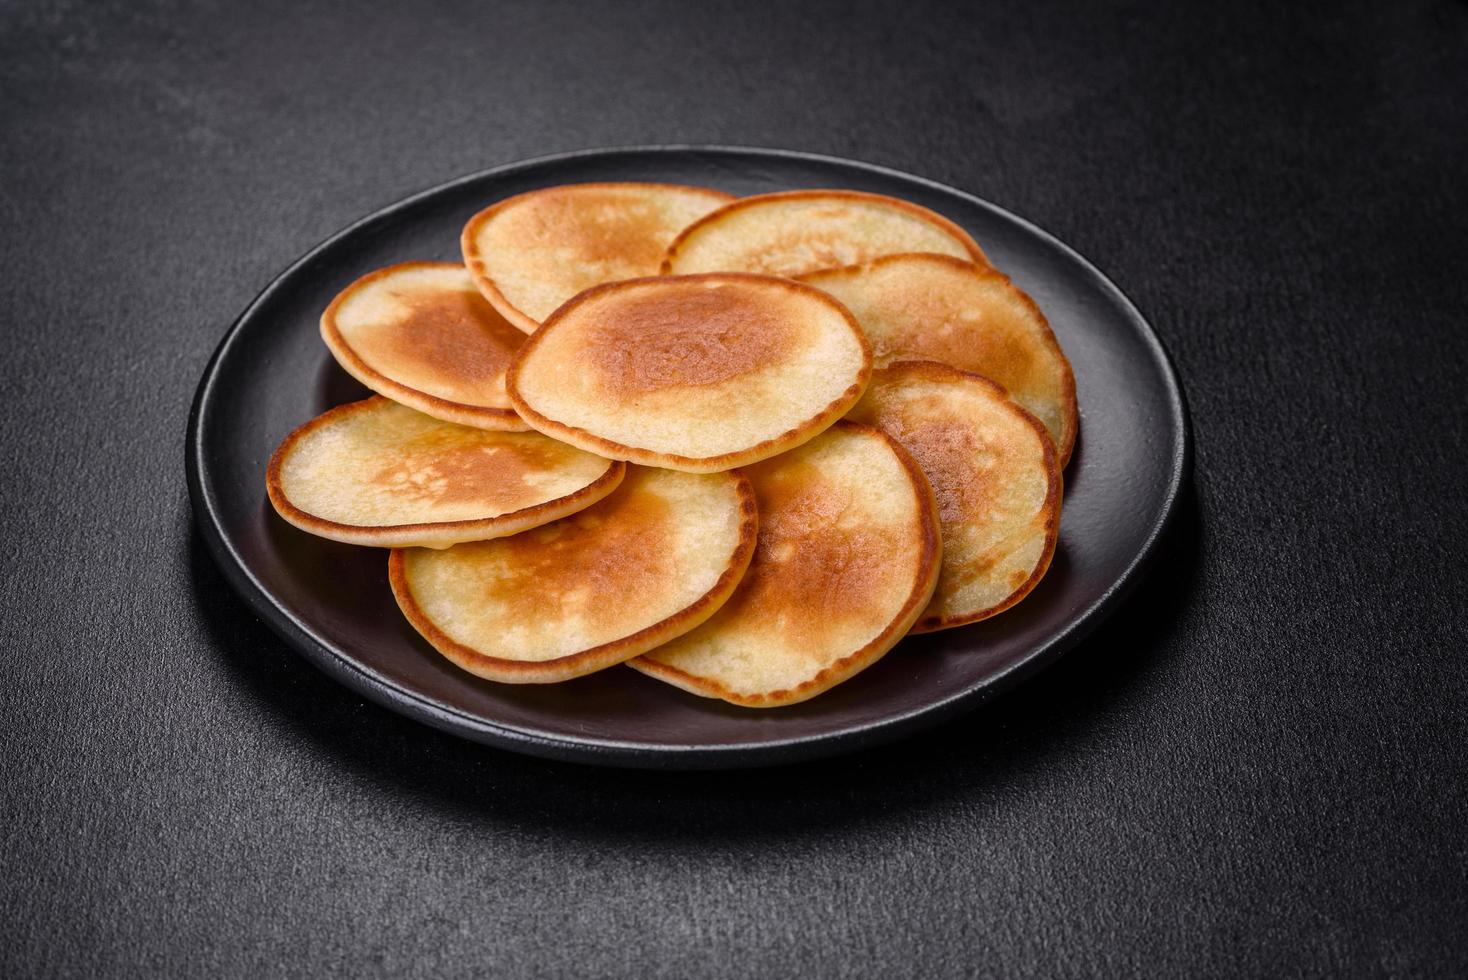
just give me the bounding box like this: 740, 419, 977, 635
267, 397, 624, 548
846, 361, 1061, 631
321, 262, 528, 430
802, 253, 1078, 465
630, 421, 940, 707
507, 273, 872, 473
390, 466, 757, 683
661, 189, 989, 278
461, 182, 734, 332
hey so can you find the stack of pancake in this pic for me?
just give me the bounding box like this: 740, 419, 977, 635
268, 183, 1075, 707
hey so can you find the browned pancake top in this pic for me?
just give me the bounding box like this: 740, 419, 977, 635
735, 226, 872, 277
864, 278, 1038, 379
366, 426, 564, 511
716, 455, 904, 651
858, 393, 1003, 527
520, 187, 673, 268
846, 361, 1060, 629
663, 190, 989, 280
453, 472, 674, 631
350, 286, 522, 388
801, 254, 1075, 463
584, 280, 795, 395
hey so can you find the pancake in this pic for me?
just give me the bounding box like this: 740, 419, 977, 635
507, 273, 871, 473
630, 421, 940, 707
461, 182, 734, 332
845, 361, 1061, 631
802, 253, 1078, 465
321, 262, 528, 431
267, 396, 624, 548
390, 466, 757, 683
661, 189, 989, 278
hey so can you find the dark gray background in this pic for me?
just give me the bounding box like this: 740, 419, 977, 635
3, 0, 1465, 976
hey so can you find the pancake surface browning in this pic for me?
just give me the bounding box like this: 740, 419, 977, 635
321, 262, 528, 430
461, 182, 734, 332
507, 273, 871, 472
847, 361, 1061, 631
631, 422, 940, 707
662, 189, 988, 278
802, 253, 1078, 464
391, 466, 757, 683
267, 397, 624, 548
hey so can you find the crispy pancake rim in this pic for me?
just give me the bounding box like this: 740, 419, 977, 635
800, 251, 1079, 467
320, 261, 529, 431
660, 189, 991, 274
629, 420, 942, 707
505, 272, 873, 473
860, 360, 1062, 633
265, 396, 626, 548
461, 181, 736, 334
388, 469, 759, 683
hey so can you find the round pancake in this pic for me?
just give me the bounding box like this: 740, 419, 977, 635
461, 182, 734, 332
801, 252, 1078, 465
507, 273, 872, 473
846, 361, 1061, 632
267, 396, 624, 548
390, 466, 757, 684
661, 189, 989, 278
630, 421, 940, 707
321, 262, 528, 430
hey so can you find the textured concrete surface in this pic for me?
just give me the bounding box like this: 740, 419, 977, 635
2, 0, 1465, 976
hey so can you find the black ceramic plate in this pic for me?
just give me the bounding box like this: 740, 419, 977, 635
187, 146, 1189, 769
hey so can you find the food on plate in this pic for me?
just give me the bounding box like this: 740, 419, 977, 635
266, 396, 624, 548
506, 273, 871, 472
320, 262, 529, 430
390, 466, 757, 682
802, 252, 1078, 464
265, 176, 1083, 709
846, 361, 1061, 631
461, 182, 734, 332
630, 422, 940, 706
661, 189, 989, 278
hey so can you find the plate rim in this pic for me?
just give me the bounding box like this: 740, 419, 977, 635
185, 144, 1192, 769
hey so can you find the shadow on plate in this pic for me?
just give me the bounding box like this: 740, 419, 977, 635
187, 482, 1201, 844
